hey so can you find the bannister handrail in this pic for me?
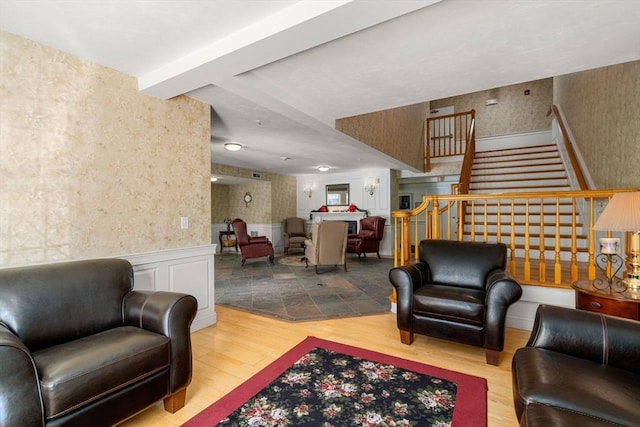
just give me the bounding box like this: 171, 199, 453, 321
548, 104, 589, 190
458, 114, 476, 195
391, 189, 638, 299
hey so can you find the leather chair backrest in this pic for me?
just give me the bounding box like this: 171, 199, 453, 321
0, 258, 133, 351
284, 217, 306, 237
359, 216, 386, 240
231, 219, 250, 245
419, 240, 506, 290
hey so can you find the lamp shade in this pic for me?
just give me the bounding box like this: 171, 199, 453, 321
593, 192, 640, 232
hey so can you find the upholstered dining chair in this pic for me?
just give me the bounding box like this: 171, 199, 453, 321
304, 221, 348, 274
231, 218, 274, 266
346, 216, 386, 260
282, 217, 307, 255
389, 239, 522, 365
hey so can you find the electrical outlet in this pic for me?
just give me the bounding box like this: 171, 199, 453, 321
180, 217, 189, 229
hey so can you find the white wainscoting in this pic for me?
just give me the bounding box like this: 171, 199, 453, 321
124, 245, 217, 332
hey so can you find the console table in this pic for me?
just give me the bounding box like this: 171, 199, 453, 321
218, 231, 237, 253
572, 280, 640, 320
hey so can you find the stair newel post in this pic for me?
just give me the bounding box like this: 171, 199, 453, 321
424, 119, 431, 173
431, 198, 441, 240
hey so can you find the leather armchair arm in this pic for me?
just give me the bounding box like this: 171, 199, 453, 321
527, 305, 640, 374
0, 324, 43, 427
389, 262, 430, 330
123, 291, 198, 393
483, 270, 522, 351
249, 236, 269, 243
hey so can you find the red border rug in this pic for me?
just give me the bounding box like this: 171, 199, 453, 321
183, 336, 487, 427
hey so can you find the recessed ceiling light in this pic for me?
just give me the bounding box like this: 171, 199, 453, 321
318, 166, 329, 172
280, 156, 291, 161
210, 176, 218, 182
224, 143, 242, 151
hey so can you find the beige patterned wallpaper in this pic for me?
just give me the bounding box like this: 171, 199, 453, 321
431, 78, 553, 138
0, 31, 211, 267
335, 102, 429, 171
553, 61, 640, 189
210, 163, 296, 224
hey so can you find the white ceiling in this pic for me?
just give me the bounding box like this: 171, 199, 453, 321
2, 0, 639, 180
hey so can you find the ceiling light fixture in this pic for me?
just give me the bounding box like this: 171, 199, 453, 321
210, 176, 218, 182
317, 166, 329, 172
224, 143, 243, 151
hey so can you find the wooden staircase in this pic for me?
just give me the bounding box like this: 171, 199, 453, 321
463, 144, 590, 284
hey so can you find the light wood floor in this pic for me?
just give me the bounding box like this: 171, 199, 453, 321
120, 305, 529, 426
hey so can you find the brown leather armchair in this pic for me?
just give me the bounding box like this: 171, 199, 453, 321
232, 218, 274, 266
389, 240, 522, 365
283, 217, 307, 255
0, 258, 197, 427
347, 216, 386, 260
304, 221, 348, 274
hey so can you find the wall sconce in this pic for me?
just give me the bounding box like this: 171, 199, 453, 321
303, 185, 313, 198
593, 192, 640, 291
364, 178, 379, 196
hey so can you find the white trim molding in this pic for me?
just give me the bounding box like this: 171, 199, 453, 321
124, 245, 217, 332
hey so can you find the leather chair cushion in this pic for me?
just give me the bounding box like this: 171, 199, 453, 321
33, 326, 170, 419
513, 347, 640, 427
413, 285, 485, 325
359, 230, 376, 239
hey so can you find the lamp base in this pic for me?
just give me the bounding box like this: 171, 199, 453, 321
624, 274, 640, 291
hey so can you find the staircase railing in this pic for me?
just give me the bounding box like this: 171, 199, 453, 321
425, 110, 475, 172
391, 189, 638, 293
548, 104, 589, 190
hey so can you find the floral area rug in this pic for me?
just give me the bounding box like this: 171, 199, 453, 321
182, 337, 487, 427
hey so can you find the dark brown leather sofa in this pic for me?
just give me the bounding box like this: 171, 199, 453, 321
512, 305, 640, 427
0, 258, 197, 427
389, 240, 522, 365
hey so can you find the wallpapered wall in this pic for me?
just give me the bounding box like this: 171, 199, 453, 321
0, 31, 211, 267
335, 102, 429, 171
210, 163, 297, 224
431, 78, 553, 138
553, 61, 640, 189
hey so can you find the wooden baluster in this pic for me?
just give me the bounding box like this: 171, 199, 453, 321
538, 199, 546, 283
496, 199, 502, 243
554, 198, 562, 284
425, 119, 430, 172
470, 200, 476, 241
524, 199, 531, 281
587, 198, 596, 280
510, 200, 516, 276
571, 198, 579, 282
457, 200, 464, 242
483, 199, 489, 243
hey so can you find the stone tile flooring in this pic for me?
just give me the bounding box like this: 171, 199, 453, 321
214, 251, 393, 321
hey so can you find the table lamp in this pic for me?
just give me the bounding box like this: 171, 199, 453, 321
593, 192, 640, 290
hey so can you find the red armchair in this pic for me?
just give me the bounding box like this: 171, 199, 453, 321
346, 216, 386, 260
231, 219, 274, 266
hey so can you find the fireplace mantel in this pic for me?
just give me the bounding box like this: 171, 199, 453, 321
309, 211, 366, 233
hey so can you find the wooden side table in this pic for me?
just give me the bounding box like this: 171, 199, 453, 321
572, 280, 640, 320
218, 230, 238, 253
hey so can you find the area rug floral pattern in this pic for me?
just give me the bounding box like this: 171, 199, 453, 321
184, 337, 487, 427
218, 347, 457, 426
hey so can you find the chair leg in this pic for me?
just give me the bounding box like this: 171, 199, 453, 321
163, 388, 187, 413
376, 251, 381, 259
485, 349, 500, 366
343, 262, 347, 272
399, 329, 413, 345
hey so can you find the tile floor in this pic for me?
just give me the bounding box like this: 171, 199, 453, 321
214, 250, 393, 321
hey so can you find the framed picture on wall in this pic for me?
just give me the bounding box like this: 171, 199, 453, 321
399, 193, 412, 210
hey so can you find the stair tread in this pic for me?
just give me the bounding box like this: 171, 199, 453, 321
476, 144, 557, 155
